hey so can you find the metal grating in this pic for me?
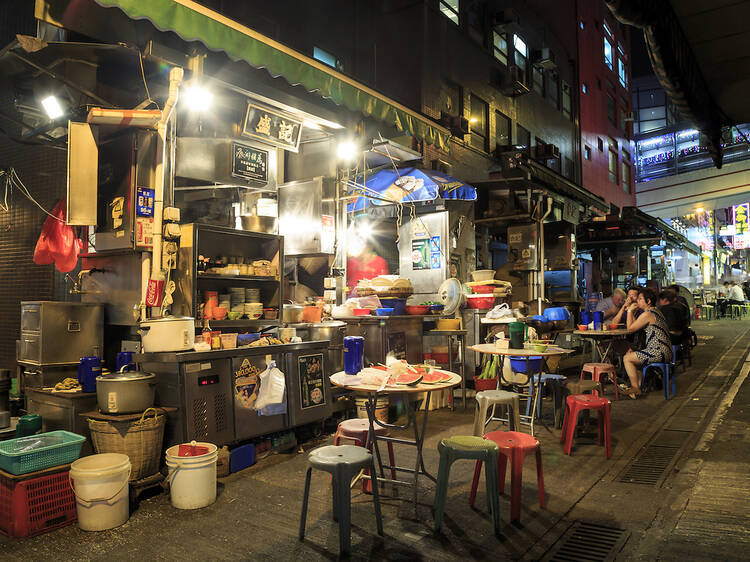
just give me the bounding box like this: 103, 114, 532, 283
542, 522, 629, 562
618, 445, 679, 485
192, 397, 209, 440
214, 393, 228, 432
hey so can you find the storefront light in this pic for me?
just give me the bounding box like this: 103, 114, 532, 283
41, 95, 64, 119
337, 140, 357, 162
183, 84, 213, 111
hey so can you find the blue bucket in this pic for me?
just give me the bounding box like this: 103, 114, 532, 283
509, 356, 543, 373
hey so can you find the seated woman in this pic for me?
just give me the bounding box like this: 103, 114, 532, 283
620, 287, 673, 398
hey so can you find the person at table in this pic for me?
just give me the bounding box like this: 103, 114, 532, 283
727, 280, 746, 313
595, 288, 626, 321
610, 287, 641, 327
620, 287, 673, 399
668, 284, 691, 327
657, 290, 688, 345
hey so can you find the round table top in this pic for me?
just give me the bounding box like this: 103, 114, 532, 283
330, 369, 461, 393
573, 329, 629, 337
470, 344, 573, 357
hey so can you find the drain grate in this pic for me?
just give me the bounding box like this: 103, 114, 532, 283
651, 429, 692, 448
542, 521, 629, 561
618, 445, 679, 485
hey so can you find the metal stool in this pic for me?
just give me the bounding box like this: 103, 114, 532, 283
581, 363, 619, 400
472, 389, 522, 436
333, 418, 396, 492
469, 430, 545, 522
299, 445, 383, 555
560, 394, 612, 459
433, 436, 501, 534
529, 373, 566, 420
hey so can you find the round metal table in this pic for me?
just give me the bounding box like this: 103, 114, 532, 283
330, 369, 462, 514
573, 328, 629, 363
470, 344, 573, 435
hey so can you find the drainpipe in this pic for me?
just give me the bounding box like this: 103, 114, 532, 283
538, 196, 553, 313
146, 67, 183, 314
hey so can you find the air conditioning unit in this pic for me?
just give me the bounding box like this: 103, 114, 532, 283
492, 8, 522, 34
624, 111, 635, 122
501, 66, 530, 97
495, 149, 529, 178
439, 112, 470, 136
533, 48, 557, 70
534, 143, 560, 160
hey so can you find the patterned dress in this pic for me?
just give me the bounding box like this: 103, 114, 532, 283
635, 307, 673, 365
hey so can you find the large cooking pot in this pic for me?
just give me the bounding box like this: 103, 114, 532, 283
308, 321, 346, 373
139, 316, 195, 352
282, 304, 304, 324
308, 321, 346, 345
96, 368, 156, 414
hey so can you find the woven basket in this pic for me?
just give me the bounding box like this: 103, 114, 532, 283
87, 408, 166, 481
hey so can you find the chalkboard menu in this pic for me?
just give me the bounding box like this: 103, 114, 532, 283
231, 142, 268, 183
242, 102, 302, 152
298, 353, 325, 410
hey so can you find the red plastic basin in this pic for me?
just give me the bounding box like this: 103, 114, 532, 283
466, 295, 495, 309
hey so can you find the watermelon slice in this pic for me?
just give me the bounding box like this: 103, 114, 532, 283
420, 372, 444, 384
435, 370, 453, 382
394, 372, 423, 385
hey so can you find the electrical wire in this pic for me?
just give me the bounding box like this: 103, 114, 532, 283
0, 168, 65, 222
138, 50, 160, 110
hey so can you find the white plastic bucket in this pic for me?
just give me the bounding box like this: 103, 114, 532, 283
69, 453, 131, 531
165, 442, 218, 510
355, 397, 388, 423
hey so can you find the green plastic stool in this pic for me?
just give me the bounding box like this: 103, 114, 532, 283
433, 435, 501, 535
299, 445, 383, 555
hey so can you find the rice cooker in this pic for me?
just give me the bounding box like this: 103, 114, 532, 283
139, 316, 195, 352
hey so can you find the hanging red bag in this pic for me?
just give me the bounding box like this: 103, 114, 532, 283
33, 199, 83, 273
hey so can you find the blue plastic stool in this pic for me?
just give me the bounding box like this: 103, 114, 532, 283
528, 373, 565, 420
641, 363, 675, 400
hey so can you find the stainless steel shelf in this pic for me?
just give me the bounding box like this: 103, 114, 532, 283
197, 274, 279, 282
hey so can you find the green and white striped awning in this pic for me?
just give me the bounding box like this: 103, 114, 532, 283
89, 0, 450, 151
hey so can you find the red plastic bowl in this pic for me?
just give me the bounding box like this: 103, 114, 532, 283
470, 285, 495, 294
353, 308, 371, 316
466, 295, 495, 309
405, 305, 430, 315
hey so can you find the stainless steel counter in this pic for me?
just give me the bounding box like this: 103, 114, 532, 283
137, 340, 334, 447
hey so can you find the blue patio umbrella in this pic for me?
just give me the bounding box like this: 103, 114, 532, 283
347, 167, 477, 212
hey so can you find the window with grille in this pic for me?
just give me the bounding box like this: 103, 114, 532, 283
470, 95, 489, 151
495, 110, 511, 149
493, 31, 508, 65
440, 0, 459, 25
609, 149, 618, 183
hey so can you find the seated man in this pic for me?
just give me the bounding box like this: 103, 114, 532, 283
595, 288, 626, 321
658, 290, 688, 345
728, 281, 746, 314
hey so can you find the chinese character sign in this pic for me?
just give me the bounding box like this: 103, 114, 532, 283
733, 203, 749, 249
242, 102, 302, 151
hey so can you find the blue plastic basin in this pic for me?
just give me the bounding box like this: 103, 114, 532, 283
379, 298, 406, 315
375, 308, 395, 316
543, 307, 570, 321
509, 356, 543, 373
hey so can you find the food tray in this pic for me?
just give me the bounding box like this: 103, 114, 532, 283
0, 431, 85, 475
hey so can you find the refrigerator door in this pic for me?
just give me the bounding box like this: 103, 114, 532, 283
286, 348, 332, 427
231, 354, 287, 441
181, 359, 235, 445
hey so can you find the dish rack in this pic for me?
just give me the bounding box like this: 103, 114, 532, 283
0, 431, 85, 475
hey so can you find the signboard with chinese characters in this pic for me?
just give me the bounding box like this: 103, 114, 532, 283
231, 142, 268, 183
733, 203, 749, 249
242, 102, 302, 152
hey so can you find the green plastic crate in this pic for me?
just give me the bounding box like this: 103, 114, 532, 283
0, 431, 85, 475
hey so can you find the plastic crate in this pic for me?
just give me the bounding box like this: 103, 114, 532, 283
0, 469, 77, 538
0, 431, 85, 475
230, 444, 255, 473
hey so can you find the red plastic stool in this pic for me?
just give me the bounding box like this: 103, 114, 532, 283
468, 430, 545, 522
333, 418, 396, 492
581, 362, 619, 400
560, 394, 611, 459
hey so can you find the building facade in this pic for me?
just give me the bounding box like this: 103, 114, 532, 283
576, 0, 635, 210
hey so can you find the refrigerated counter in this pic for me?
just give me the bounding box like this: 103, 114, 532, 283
137, 341, 332, 447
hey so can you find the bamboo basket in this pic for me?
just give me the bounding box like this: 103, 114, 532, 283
87, 408, 166, 481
